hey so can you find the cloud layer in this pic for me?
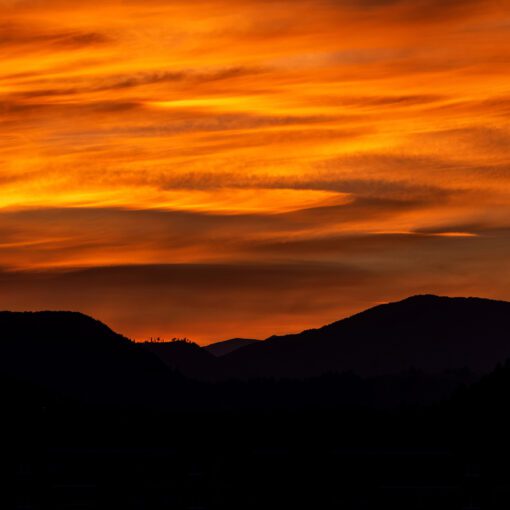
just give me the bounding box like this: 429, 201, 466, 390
2, 0, 510, 341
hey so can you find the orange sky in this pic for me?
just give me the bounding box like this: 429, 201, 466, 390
2, 0, 510, 342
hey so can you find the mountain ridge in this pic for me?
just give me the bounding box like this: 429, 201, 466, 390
3, 294, 510, 400
219, 294, 510, 379
0, 310, 187, 408
204, 337, 261, 357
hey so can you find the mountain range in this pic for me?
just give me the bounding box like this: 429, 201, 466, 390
2, 295, 510, 410
5, 292, 510, 510
143, 295, 510, 381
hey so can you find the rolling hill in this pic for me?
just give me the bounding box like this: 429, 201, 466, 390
219, 295, 510, 379
0, 311, 187, 408
204, 338, 261, 357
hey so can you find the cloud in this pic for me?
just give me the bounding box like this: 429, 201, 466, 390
331, 0, 486, 22
2, 0, 510, 340
0, 24, 111, 50
9, 67, 265, 100
0, 262, 376, 341
0, 181, 496, 272
2, 238, 510, 342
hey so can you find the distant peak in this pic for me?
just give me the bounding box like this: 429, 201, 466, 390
396, 294, 505, 305
398, 294, 448, 303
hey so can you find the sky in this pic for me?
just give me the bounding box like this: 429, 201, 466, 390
2, 0, 510, 343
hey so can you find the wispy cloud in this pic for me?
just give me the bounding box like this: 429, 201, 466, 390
2, 0, 510, 340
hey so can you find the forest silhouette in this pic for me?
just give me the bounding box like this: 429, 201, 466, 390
4, 295, 510, 508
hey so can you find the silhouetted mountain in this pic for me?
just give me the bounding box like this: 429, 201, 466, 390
142, 339, 218, 380
204, 338, 261, 357
220, 295, 510, 379
5, 300, 510, 509
0, 311, 187, 408
3, 295, 510, 412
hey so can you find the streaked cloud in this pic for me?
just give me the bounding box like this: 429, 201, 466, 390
2, 0, 510, 340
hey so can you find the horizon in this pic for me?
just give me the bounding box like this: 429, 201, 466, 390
1, 291, 394, 344
3, 0, 510, 342
1, 292, 502, 345
4, 5, 510, 505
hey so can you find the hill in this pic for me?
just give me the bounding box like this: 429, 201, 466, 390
220, 295, 510, 379
142, 340, 218, 380
0, 311, 187, 408
204, 338, 261, 357
3, 295, 510, 410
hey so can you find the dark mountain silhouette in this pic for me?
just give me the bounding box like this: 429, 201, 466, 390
204, 338, 261, 357
5, 298, 510, 509
219, 295, 510, 379
4, 295, 508, 403
0, 311, 187, 408
141, 339, 218, 380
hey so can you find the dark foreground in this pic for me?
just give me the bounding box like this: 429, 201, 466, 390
3, 298, 510, 508
4, 396, 510, 510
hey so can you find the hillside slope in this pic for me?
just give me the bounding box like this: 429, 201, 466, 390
220, 295, 510, 379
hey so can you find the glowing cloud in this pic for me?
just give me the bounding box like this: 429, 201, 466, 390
2, 0, 510, 341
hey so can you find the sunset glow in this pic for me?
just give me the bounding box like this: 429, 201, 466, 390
2, 0, 510, 342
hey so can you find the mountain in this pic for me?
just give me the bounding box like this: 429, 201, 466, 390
142, 340, 218, 380
3, 295, 510, 410
0, 311, 186, 408
5, 300, 510, 509
204, 338, 261, 357
219, 295, 510, 379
